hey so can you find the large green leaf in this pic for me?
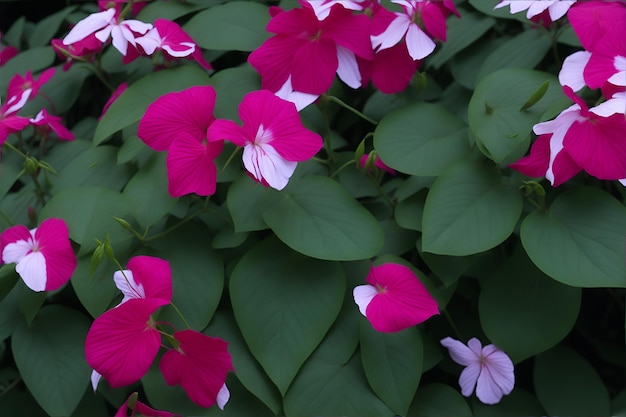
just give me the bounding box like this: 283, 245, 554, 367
0, 47, 55, 92
184, 2, 271, 51
123, 152, 178, 230
94, 65, 211, 144
210, 65, 262, 121
40, 187, 133, 255
521, 187, 626, 288
360, 323, 423, 416
150, 223, 224, 331
12, 305, 91, 417
229, 236, 345, 395
205, 312, 282, 415
136, 0, 215, 22
422, 155, 522, 256
21, 64, 91, 115
374, 103, 469, 176
468, 68, 568, 164
262, 176, 384, 261
27, 6, 77, 47
408, 383, 472, 417
283, 352, 394, 417
471, 389, 546, 417
534, 345, 610, 417
479, 248, 581, 363
227, 175, 270, 232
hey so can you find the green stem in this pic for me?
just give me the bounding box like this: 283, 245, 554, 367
144, 209, 204, 242
330, 159, 355, 178
443, 309, 463, 341
321, 104, 335, 163
326, 95, 378, 125
0, 209, 14, 227
169, 302, 191, 330
3, 141, 26, 158
0, 377, 22, 398
366, 172, 395, 207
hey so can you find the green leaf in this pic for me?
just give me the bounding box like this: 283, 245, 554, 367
0, 286, 20, 341
40, 187, 133, 255
18, 282, 47, 325
468, 68, 568, 164
136, 0, 214, 22
374, 103, 469, 176
184, 2, 271, 51
479, 248, 581, 363
94, 65, 211, 144
229, 236, 345, 395
471, 389, 546, 417
422, 155, 522, 256
395, 189, 427, 232
205, 312, 282, 415
428, 10, 495, 69
521, 187, 626, 288
28, 6, 77, 47
210, 65, 262, 121
0, 47, 55, 92
227, 175, 270, 232
151, 223, 224, 331
262, 176, 384, 261
534, 345, 610, 417
377, 219, 417, 256
12, 305, 91, 417
519, 80, 550, 111
475, 29, 552, 85
360, 324, 423, 416
408, 383, 472, 417
0, 264, 18, 304
283, 352, 394, 417
123, 153, 178, 230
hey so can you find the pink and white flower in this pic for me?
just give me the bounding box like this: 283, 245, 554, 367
440, 337, 515, 405
353, 263, 439, 332
159, 330, 233, 409
207, 90, 323, 190
30, 109, 75, 141
114, 393, 179, 417
6, 68, 55, 107
494, 0, 575, 22
0, 218, 76, 292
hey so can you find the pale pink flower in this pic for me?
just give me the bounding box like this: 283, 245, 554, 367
207, 90, 323, 190
160, 330, 233, 409
30, 109, 75, 141
62, 8, 152, 56
114, 393, 179, 417
440, 337, 515, 405
0, 218, 76, 292
353, 263, 439, 332
494, 0, 575, 22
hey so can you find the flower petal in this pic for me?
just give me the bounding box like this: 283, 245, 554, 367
458, 362, 481, 397
242, 143, 297, 190
405, 23, 436, 61
1, 224, 32, 264
36, 218, 76, 291
353, 284, 378, 316
126, 256, 172, 303
336, 45, 362, 89
440, 337, 479, 366
63, 9, 115, 45
216, 384, 230, 410
16, 251, 47, 292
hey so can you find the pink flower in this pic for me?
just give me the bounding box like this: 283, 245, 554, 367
30, 109, 75, 141
138, 86, 223, 197
0, 105, 30, 146
52, 34, 103, 71
440, 337, 515, 405
87, 256, 172, 389
99, 82, 127, 120
353, 263, 439, 332
0, 218, 76, 292
248, 1, 373, 101
160, 330, 233, 409
359, 39, 420, 94
0, 33, 18, 66
207, 90, 323, 190
567, 1, 626, 52
135, 19, 212, 69
359, 153, 396, 175
371, 0, 459, 61
114, 393, 179, 417
62, 8, 152, 56
494, 1, 575, 22
6, 68, 55, 106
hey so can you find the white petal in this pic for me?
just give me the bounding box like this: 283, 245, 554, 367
336, 45, 362, 89
94, 25, 113, 44
16, 251, 47, 292
275, 78, 319, 111
110, 25, 129, 56
559, 51, 591, 92
63, 9, 115, 45
162, 42, 196, 58
2, 239, 32, 264
405, 24, 436, 60
590, 93, 626, 117
353, 284, 377, 316
526, 1, 552, 19
548, 2, 575, 21
4, 89, 32, 115
371, 15, 410, 51
506, 1, 535, 14
619, 178, 626, 186
91, 370, 102, 391
217, 383, 230, 410
135, 28, 162, 55
122, 19, 153, 36
113, 270, 145, 305
242, 144, 297, 190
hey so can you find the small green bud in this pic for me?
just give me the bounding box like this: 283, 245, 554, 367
89, 245, 105, 276
103, 234, 115, 261
354, 139, 366, 168
114, 217, 133, 231
412, 72, 428, 91
24, 157, 40, 176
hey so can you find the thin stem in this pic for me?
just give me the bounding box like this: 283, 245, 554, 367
169, 302, 192, 330
443, 309, 463, 341
366, 172, 395, 207
330, 159, 355, 178
144, 209, 204, 242
326, 95, 378, 125
221, 146, 241, 173
0, 377, 22, 398
321, 104, 335, 163
3, 141, 26, 158
0, 209, 14, 226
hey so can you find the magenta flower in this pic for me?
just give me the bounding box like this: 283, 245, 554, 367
359, 153, 396, 175
113, 256, 173, 306
52, 34, 104, 71
160, 330, 233, 409
30, 109, 75, 141
138, 86, 224, 197
135, 19, 212, 69
207, 90, 323, 190
567, 1, 626, 52
440, 337, 515, 405
248, 1, 373, 99
0, 218, 76, 292
115, 393, 180, 417
62, 8, 152, 56
7, 68, 55, 105
353, 263, 439, 332
0, 33, 18, 66
0, 102, 30, 146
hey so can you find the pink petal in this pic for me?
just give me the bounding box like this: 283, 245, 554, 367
291, 38, 338, 95
420, 1, 447, 41
16, 251, 47, 292
584, 32, 626, 89
242, 143, 297, 190
115, 393, 180, 417
353, 284, 378, 316
0, 224, 31, 262
458, 362, 481, 397
159, 330, 233, 408
0, 116, 30, 145
568, 1, 626, 52
440, 337, 479, 367
405, 23, 436, 61
364, 263, 439, 332
85, 298, 163, 388
138, 86, 217, 151
370, 41, 418, 94
166, 133, 223, 197
153, 19, 197, 58
63, 9, 115, 45
34, 218, 76, 291
126, 256, 172, 303
267, 5, 319, 35
274, 77, 319, 111
564, 113, 626, 180
207, 119, 249, 147
322, 7, 373, 59
248, 35, 304, 93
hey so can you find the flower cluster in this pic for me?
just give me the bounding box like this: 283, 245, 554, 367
87, 256, 233, 409
508, 0, 626, 186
